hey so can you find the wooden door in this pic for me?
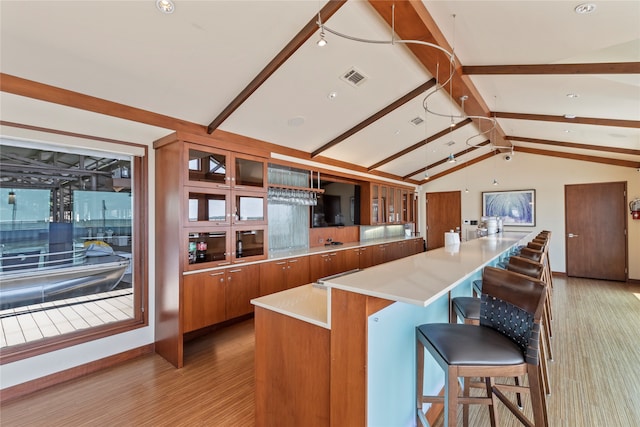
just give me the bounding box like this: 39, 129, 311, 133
565, 182, 627, 281
425, 191, 461, 250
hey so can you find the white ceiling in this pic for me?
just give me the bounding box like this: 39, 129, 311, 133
1, 0, 639, 184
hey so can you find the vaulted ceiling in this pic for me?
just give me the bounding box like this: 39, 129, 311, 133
1, 0, 639, 185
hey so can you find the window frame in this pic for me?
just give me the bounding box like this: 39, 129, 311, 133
0, 143, 149, 365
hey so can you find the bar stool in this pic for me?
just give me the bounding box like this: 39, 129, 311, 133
452, 256, 554, 397
417, 267, 549, 427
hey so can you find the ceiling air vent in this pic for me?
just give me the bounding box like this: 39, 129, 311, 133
409, 116, 424, 126
340, 67, 367, 87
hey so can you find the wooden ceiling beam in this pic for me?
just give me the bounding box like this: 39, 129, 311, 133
463, 62, 640, 75
403, 139, 490, 180
367, 0, 510, 148
206, 0, 347, 134
494, 112, 640, 129
516, 146, 640, 168
369, 118, 472, 171
0, 74, 204, 134
507, 136, 640, 156
419, 150, 496, 183
311, 79, 437, 158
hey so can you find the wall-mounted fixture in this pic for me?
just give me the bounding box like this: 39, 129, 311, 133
8, 190, 16, 205
630, 198, 640, 220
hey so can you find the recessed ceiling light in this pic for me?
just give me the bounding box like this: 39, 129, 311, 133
574, 3, 596, 14
566, 93, 580, 98
564, 114, 577, 119
327, 91, 338, 100
287, 117, 305, 127
156, 0, 175, 14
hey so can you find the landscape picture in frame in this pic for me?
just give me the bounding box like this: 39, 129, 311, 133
482, 189, 535, 226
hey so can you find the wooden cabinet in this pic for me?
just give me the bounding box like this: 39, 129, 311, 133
186, 146, 266, 191
183, 270, 226, 333
260, 256, 310, 296
309, 251, 345, 283
361, 182, 415, 225
154, 132, 269, 368
183, 264, 260, 333
344, 246, 374, 270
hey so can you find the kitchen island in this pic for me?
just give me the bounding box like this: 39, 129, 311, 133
251, 231, 533, 427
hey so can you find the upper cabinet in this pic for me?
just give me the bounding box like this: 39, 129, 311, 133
187, 146, 266, 192
361, 182, 416, 226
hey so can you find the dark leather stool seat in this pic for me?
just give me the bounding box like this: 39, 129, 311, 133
418, 323, 525, 366
451, 297, 480, 323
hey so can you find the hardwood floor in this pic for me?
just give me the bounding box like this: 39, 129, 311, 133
1, 277, 639, 426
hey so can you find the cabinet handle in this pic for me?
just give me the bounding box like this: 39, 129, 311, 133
209, 272, 224, 277
217, 262, 231, 266
321, 254, 329, 258
360, 247, 367, 251
288, 259, 298, 263
229, 269, 243, 273
329, 252, 337, 256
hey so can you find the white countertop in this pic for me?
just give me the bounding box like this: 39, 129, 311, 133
251, 283, 330, 329
266, 235, 423, 260
324, 231, 533, 306
252, 232, 533, 326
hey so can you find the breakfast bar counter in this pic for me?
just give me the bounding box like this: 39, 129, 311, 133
252, 231, 533, 427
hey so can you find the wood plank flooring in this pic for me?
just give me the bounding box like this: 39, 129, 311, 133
1, 276, 639, 426
0, 289, 134, 347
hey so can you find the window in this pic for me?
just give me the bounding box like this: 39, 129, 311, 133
0, 138, 148, 363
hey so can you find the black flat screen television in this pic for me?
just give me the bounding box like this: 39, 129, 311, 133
311, 180, 360, 227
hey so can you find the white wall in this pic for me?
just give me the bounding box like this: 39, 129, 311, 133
0, 130, 157, 390
417, 152, 640, 280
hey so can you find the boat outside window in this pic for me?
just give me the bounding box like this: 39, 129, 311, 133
0, 138, 147, 362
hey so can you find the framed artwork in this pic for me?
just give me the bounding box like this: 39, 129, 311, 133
482, 189, 535, 226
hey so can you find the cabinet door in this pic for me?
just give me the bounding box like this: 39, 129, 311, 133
186, 187, 231, 226
233, 153, 266, 191
309, 253, 330, 283
388, 187, 395, 223
225, 263, 261, 319
233, 226, 267, 262
401, 190, 409, 223
260, 260, 288, 296
185, 229, 231, 270
371, 184, 380, 224
327, 251, 343, 277
187, 145, 230, 188
183, 271, 226, 333
233, 191, 267, 225
286, 257, 310, 288
371, 244, 387, 266
358, 246, 374, 269
380, 186, 388, 224
343, 248, 361, 272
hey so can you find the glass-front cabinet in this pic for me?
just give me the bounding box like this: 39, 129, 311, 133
187, 146, 266, 191
186, 230, 230, 268
186, 188, 266, 226
184, 226, 267, 270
